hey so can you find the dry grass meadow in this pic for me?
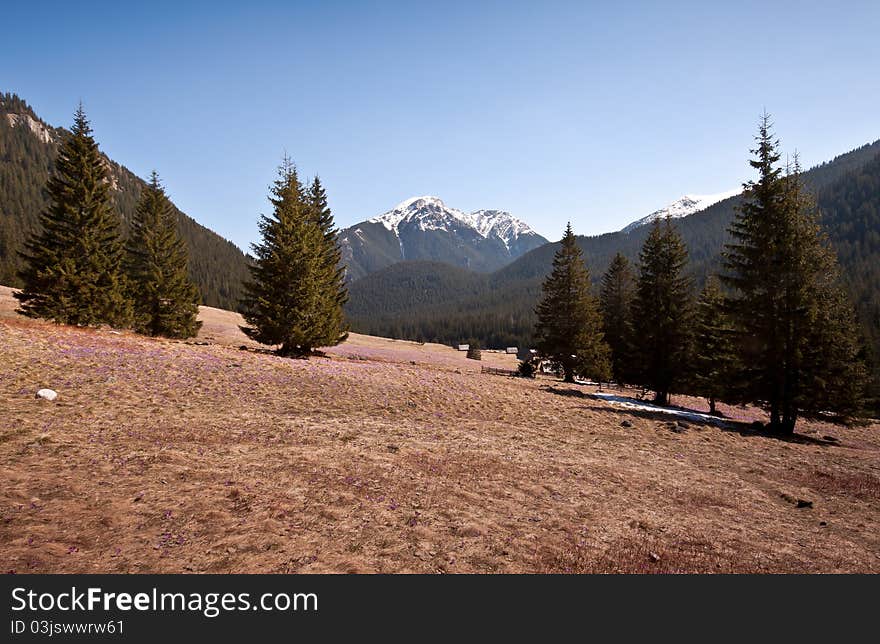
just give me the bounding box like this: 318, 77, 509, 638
1, 285, 879, 573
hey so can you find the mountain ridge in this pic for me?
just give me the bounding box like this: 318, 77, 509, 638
338, 195, 547, 280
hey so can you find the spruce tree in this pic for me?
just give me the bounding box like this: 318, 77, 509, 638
305, 176, 349, 346
691, 277, 735, 415
15, 105, 131, 326
599, 252, 635, 384
630, 218, 693, 405
241, 159, 347, 356
126, 172, 202, 338
803, 280, 867, 421
782, 159, 866, 423
723, 117, 867, 432
534, 223, 611, 383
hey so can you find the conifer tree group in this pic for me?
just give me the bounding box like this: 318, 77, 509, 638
240, 158, 349, 357
15, 106, 349, 357
15, 105, 202, 339
587, 115, 867, 431
721, 115, 866, 432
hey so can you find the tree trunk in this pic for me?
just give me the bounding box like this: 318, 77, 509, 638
769, 401, 781, 433
654, 390, 668, 406
278, 343, 308, 358
781, 390, 797, 435
563, 365, 575, 383
709, 397, 716, 415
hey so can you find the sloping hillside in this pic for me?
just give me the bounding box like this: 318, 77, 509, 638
0, 92, 250, 310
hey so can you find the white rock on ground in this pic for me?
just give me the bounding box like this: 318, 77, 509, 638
35, 389, 58, 401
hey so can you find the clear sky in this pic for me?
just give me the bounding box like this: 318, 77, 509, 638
3, 1, 878, 249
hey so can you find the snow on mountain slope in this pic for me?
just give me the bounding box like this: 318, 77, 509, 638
369, 196, 541, 248
469, 209, 536, 250
371, 196, 470, 234
621, 189, 740, 234
338, 196, 548, 280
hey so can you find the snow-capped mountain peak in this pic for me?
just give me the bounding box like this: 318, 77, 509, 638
469, 209, 538, 249
340, 196, 548, 279
369, 196, 539, 249
621, 189, 740, 234
370, 196, 468, 234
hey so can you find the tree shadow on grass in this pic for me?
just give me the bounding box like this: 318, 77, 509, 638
542, 385, 840, 448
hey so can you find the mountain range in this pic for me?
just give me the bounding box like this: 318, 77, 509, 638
339, 189, 760, 281
337, 196, 547, 280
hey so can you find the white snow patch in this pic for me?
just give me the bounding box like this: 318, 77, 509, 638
590, 391, 731, 426
469, 209, 538, 249
621, 189, 740, 234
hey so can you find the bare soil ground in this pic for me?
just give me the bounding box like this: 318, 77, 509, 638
1, 285, 878, 573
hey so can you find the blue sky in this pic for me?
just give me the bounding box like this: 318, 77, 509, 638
3, 1, 878, 249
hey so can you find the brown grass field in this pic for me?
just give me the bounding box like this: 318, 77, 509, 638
1, 285, 879, 573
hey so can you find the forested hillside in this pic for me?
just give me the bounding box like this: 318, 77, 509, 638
0, 93, 249, 310
817, 153, 880, 385
346, 261, 534, 348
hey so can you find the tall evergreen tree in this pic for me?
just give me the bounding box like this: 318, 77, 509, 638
599, 252, 635, 384
534, 223, 610, 383
305, 176, 349, 345
782, 159, 867, 423
241, 159, 347, 356
723, 117, 867, 432
126, 172, 202, 338
691, 277, 735, 415
803, 279, 868, 421
14, 105, 131, 326
630, 218, 693, 405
